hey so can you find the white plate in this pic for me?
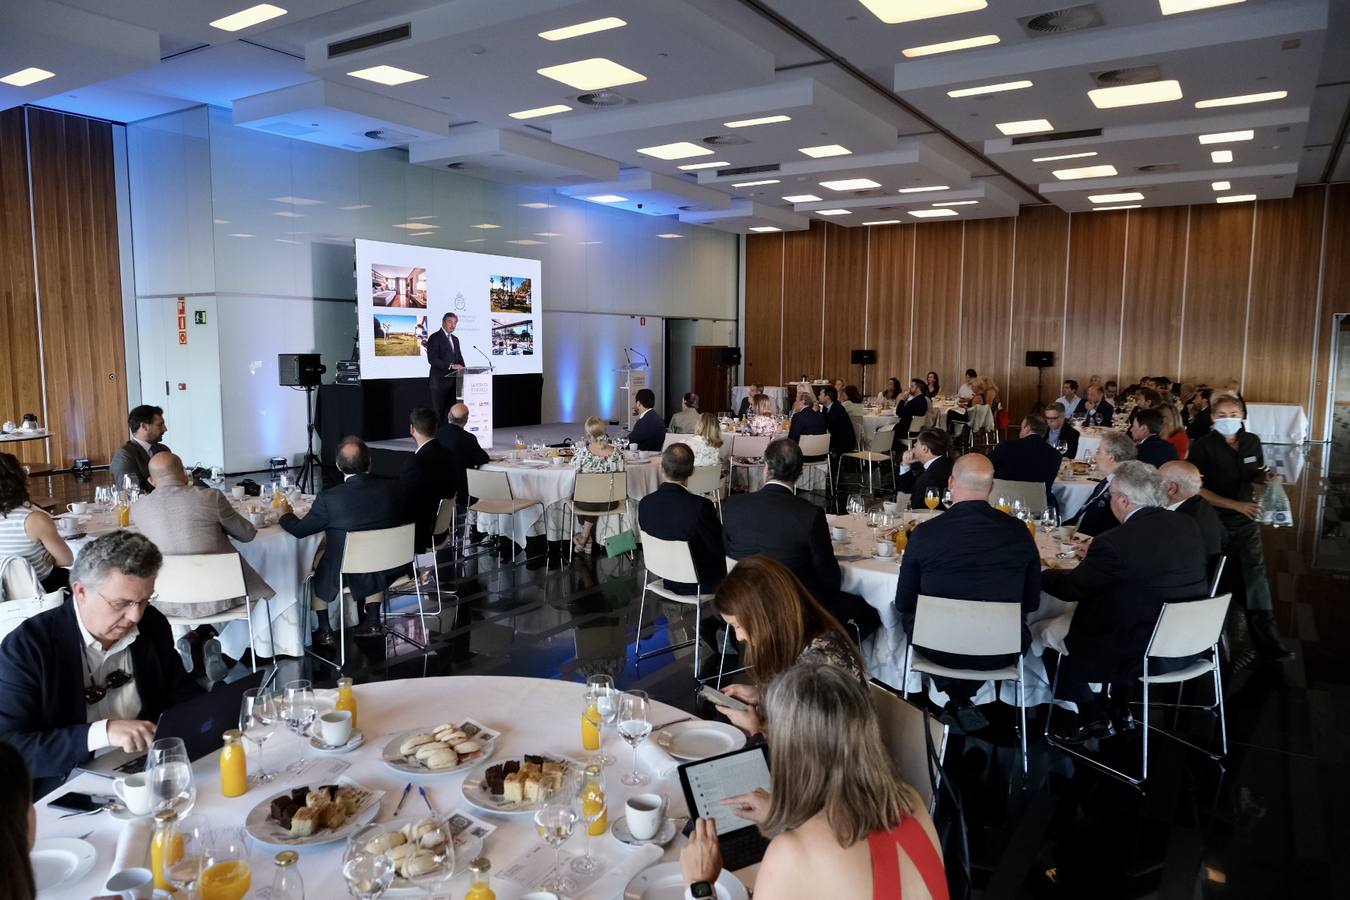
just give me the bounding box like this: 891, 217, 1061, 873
624, 863, 748, 900
382, 721, 499, 776
460, 756, 576, 816
31, 837, 96, 895
653, 721, 746, 761
309, 728, 366, 755
245, 778, 383, 848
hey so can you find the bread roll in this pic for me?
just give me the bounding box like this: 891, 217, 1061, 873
413, 741, 450, 761
364, 831, 408, 854
418, 827, 448, 849
435, 729, 468, 745
423, 748, 459, 769
386, 843, 418, 864
399, 733, 433, 755
408, 819, 440, 841
400, 851, 439, 878
451, 739, 482, 755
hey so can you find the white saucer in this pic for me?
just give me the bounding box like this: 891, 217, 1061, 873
31, 837, 96, 894
309, 728, 365, 754
109, 804, 153, 821
871, 553, 900, 561
611, 816, 679, 847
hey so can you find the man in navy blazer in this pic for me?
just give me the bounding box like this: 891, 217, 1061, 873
787, 392, 826, 443
627, 388, 666, 452
1129, 407, 1180, 468
436, 403, 489, 509
1065, 431, 1138, 538
426, 312, 466, 425
1161, 460, 1225, 574
988, 413, 1063, 509
637, 444, 724, 596
0, 532, 201, 797
1075, 384, 1114, 427
817, 385, 855, 454
895, 428, 953, 511
400, 408, 460, 554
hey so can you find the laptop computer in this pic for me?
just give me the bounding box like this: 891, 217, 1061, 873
678, 744, 773, 871
78, 669, 265, 777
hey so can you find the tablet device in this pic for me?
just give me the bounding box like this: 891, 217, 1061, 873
677, 744, 772, 870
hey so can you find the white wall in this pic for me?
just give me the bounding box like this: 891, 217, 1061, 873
125, 106, 738, 471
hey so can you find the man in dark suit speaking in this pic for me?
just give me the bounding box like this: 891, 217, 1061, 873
426, 312, 466, 425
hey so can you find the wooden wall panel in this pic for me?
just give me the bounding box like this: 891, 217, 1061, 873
780, 222, 825, 382
1180, 203, 1255, 389
744, 233, 783, 386
1312, 184, 1350, 437
1008, 206, 1069, 418
1119, 205, 1188, 382
0, 109, 45, 466
26, 108, 128, 467
1244, 186, 1325, 405
909, 221, 963, 387
822, 223, 869, 388
959, 217, 1014, 398
867, 224, 915, 392
1062, 211, 1127, 393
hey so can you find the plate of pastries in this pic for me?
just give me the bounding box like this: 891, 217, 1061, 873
381, 720, 500, 775
245, 781, 383, 847
460, 754, 574, 815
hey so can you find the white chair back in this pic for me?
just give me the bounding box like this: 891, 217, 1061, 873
990, 479, 1047, 515
0, 556, 63, 641
912, 594, 1022, 657
730, 434, 771, 459
342, 523, 416, 575
797, 433, 830, 458
155, 554, 247, 605
433, 498, 455, 536
663, 433, 691, 451
639, 531, 699, 584
870, 427, 896, 455
686, 465, 721, 498
968, 404, 994, 433
725, 555, 739, 573
574, 471, 628, 505
466, 468, 514, 501
849, 415, 866, 449
869, 681, 947, 812
1147, 593, 1231, 659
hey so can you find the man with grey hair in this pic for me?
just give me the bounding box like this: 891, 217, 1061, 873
1160, 460, 1224, 571
1064, 430, 1138, 538
0, 531, 201, 795
1041, 460, 1208, 743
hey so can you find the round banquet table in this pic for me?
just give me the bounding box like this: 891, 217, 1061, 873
1052, 475, 1099, 521
0, 427, 52, 444
32, 676, 737, 900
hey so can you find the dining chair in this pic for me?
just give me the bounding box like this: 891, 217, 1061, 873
728, 434, 772, 492
465, 469, 545, 562
562, 471, 634, 562
839, 426, 897, 497
797, 433, 832, 495
686, 464, 725, 518
869, 679, 949, 815
155, 553, 272, 673
635, 531, 737, 686
320, 523, 423, 670
0, 556, 64, 642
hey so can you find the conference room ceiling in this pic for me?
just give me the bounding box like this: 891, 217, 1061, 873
4, 0, 1346, 232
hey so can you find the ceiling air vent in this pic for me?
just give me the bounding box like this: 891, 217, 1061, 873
1019, 5, 1103, 36
1010, 127, 1101, 145
720, 164, 779, 177
1136, 163, 1179, 173
363, 128, 419, 143
703, 134, 750, 146
576, 90, 632, 108
1092, 65, 1163, 87
328, 24, 411, 59
446, 162, 467, 169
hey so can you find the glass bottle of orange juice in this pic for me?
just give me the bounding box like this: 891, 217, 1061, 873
219, 729, 248, 798
150, 809, 183, 892
271, 483, 283, 509
465, 857, 496, 900
335, 677, 357, 729
581, 696, 601, 751
893, 526, 908, 553
581, 763, 608, 835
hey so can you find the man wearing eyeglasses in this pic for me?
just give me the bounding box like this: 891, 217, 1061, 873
0, 531, 201, 796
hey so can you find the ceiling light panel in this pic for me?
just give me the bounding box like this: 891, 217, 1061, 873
863, 219, 903, 225
932, 200, 978, 206
537, 58, 646, 91
997, 119, 1054, 136
678, 161, 729, 170
1198, 130, 1254, 144
471, 223, 501, 229
1216, 194, 1257, 203
749, 226, 781, 232
732, 179, 780, 187
798, 144, 852, 158
655, 233, 683, 238
782, 194, 822, 203
210, 4, 287, 32
815, 209, 852, 216
510, 104, 571, 120
520, 202, 554, 209
861, 0, 987, 24
1159, 0, 1245, 13
948, 80, 1033, 98
347, 65, 427, 85
820, 178, 882, 191
1088, 80, 1183, 109
538, 17, 627, 41
1088, 192, 1144, 203
637, 141, 714, 161
902, 34, 1000, 58
1, 67, 56, 87
724, 115, 791, 128
1093, 205, 1140, 211
1032, 151, 1097, 163
898, 185, 950, 193
909, 209, 959, 218
1210, 150, 1233, 163
1211, 181, 1230, 191
1195, 90, 1287, 108
587, 195, 628, 203
1053, 164, 1119, 179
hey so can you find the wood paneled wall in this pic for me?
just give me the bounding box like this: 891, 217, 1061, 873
0, 107, 127, 467
745, 185, 1349, 439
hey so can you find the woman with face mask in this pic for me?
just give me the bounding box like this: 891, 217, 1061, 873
1186, 393, 1294, 663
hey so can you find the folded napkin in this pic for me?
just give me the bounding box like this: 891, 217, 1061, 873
637, 739, 682, 780
107, 817, 152, 881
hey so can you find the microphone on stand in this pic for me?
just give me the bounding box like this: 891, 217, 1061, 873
628, 348, 650, 368
472, 345, 494, 370
623, 348, 632, 367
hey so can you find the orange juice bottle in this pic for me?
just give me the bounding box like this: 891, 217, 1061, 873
581, 700, 601, 751
335, 677, 358, 729
271, 484, 282, 509
465, 857, 496, 900
893, 527, 908, 553
150, 809, 183, 892
116, 501, 131, 527
582, 764, 608, 835
219, 729, 248, 798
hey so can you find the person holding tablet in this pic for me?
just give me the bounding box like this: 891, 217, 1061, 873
681, 664, 946, 900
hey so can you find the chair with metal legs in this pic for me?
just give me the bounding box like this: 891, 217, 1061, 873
634, 532, 736, 685
156, 554, 273, 673
314, 523, 424, 670
562, 471, 634, 562
465, 469, 545, 562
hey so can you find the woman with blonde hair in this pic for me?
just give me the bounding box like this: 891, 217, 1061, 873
570, 416, 625, 555
680, 412, 724, 468
681, 664, 947, 900
747, 393, 778, 437
1156, 402, 1188, 458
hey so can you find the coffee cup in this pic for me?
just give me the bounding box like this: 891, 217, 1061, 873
625, 793, 667, 841
230, 485, 246, 499
875, 541, 894, 558
56, 516, 79, 536
248, 512, 267, 527
627, 442, 638, 452
106, 867, 154, 900
68, 501, 88, 515
882, 501, 898, 515
550, 455, 564, 466
830, 525, 848, 542
317, 710, 353, 747
1059, 541, 1075, 558
114, 772, 152, 816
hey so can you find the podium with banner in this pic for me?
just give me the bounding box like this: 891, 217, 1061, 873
460, 367, 494, 448
616, 365, 649, 430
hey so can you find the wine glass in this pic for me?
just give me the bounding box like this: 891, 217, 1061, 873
942, 488, 953, 507
570, 767, 606, 875
924, 488, 940, 510
199, 827, 252, 900
534, 802, 579, 895
587, 675, 618, 767
995, 495, 1012, 514
240, 687, 279, 783
146, 737, 196, 816
1040, 507, 1060, 534
404, 815, 455, 899
166, 815, 212, 896
283, 680, 316, 737
617, 690, 652, 787
1056, 440, 1069, 456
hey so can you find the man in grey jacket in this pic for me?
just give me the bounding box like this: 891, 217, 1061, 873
110, 405, 170, 492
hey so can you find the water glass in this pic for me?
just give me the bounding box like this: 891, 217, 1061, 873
166, 815, 212, 896
342, 852, 394, 900
240, 687, 279, 783
617, 690, 652, 787
283, 680, 316, 736
587, 675, 618, 767
146, 737, 196, 816
403, 815, 455, 898
533, 803, 579, 895
1040, 508, 1060, 534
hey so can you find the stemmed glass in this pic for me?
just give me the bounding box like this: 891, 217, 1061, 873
587, 675, 618, 767
240, 686, 279, 784
846, 495, 865, 517
1039, 507, 1060, 534
533, 802, 579, 896
146, 737, 196, 816
1056, 440, 1069, 456
617, 690, 652, 787
283, 680, 316, 737
404, 815, 455, 899
343, 826, 396, 900
925, 488, 940, 510
165, 814, 211, 897
199, 827, 252, 900
570, 767, 606, 875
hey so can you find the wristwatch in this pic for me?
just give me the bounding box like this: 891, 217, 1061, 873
689, 882, 715, 899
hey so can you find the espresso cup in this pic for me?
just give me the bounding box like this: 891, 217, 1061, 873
230, 485, 247, 499
56, 517, 78, 536
106, 867, 154, 900
625, 793, 667, 841
550, 455, 563, 466
830, 525, 848, 542
317, 710, 353, 747
114, 772, 152, 816
1059, 542, 1075, 558
68, 501, 88, 515
875, 541, 894, 558
882, 501, 898, 515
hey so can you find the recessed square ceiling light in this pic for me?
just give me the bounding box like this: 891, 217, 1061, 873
783, 194, 822, 203
275, 238, 300, 245
749, 226, 782, 232
1195, 90, 1287, 108
902, 34, 1000, 58
1088, 79, 1183, 109
724, 115, 791, 128
586, 195, 628, 203
537, 58, 646, 91
1216, 194, 1257, 203
1210, 150, 1234, 163
408, 215, 436, 220
996, 118, 1054, 136
1088, 192, 1144, 203
464, 238, 486, 243
732, 179, 781, 188
347, 65, 427, 86
656, 233, 683, 238
510, 104, 571, 120
816, 209, 852, 216
270, 195, 323, 205
860, 0, 987, 24
1159, 0, 1244, 14
1198, 130, 1253, 144
1093, 205, 1140, 211
0, 67, 55, 87
799, 144, 852, 158
897, 184, 950, 193
678, 160, 728, 170
909, 209, 959, 218
863, 219, 903, 225
471, 223, 501, 229
820, 178, 882, 191
538, 17, 627, 40
1032, 151, 1097, 163
932, 200, 978, 206
1211, 181, 1231, 191
637, 141, 714, 161
507, 239, 545, 245
948, 80, 1033, 98
520, 202, 554, 209
1052, 164, 1118, 180
209, 3, 287, 31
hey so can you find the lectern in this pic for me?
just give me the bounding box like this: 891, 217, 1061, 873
460, 366, 494, 448
616, 365, 649, 430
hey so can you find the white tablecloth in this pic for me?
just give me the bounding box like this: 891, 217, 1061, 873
730, 385, 787, 415
1052, 476, 1099, 521
32, 676, 721, 900
478, 455, 662, 545
1245, 402, 1309, 444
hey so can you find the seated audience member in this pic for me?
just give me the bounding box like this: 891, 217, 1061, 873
989, 413, 1063, 510
710, 557, 864, 736
736, 384, 764, 418
570, 417, 625, 556
818, 385, 855, 454
681, 665, 944, 900
1064, 431, 1137, 537
1129, 407, 1180, 468
1056, 380, 1083, 418
436, 402, 489, 516
637, 444, 724, 596
1076, 384, 1114, 427
1087, 374, 1102, 389
1184, 388, 1213, 440
680, 413, 725, 468
956, 368, 978, 400
628, 388, 666, 451
787, 392, 826, 443
1160, 460, 1224, 573
895, 454, 1039, 730
670, 392, 701, 434
132, 452, 274, 668
110, 405, 170, 493
0, 532, 201, 796
833, 379, 847, 398
925, 371, 941, 396
895, 428, 953, 511
1043, 402, 1080, 459
279, 437, 408, 638
747, 393, 779, 437
881, 377, 904, 404
896, 378, 930, 437
0, 452, 73, 594
1157, 403, 1189, 458
0, 742, 36, 900
399, 408, 459, 554
841, 385, 867, 419
1103, 380, 1119, 403
1041, 462, 1208, 742
723, 438, 879, 639
1132, 386, 1163, 411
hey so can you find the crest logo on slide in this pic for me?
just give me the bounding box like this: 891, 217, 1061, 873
453, 292, 467, 312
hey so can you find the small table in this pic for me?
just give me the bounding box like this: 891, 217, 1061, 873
0, 428, 51, 444
1245, 403, 1309, 445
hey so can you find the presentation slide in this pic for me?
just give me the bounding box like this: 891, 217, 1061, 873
355, 238, 543, 379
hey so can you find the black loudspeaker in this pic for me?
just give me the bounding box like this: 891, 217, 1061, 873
850, 349, 877, 365
716, 347, 742, 365
278, 353, 326, 387
1025, 350, 1055, 368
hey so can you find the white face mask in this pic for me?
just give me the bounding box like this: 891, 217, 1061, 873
1213, 417, 1244, 436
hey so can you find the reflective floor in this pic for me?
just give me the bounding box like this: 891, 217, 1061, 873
24, 430, 1350, 898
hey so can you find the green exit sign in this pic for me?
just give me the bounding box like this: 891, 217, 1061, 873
194, 310, 207, 325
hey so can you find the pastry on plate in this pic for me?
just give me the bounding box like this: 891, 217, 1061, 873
423, 748, 459, 769
289, 807, 318, 837
400, 733, 434, 755
365, 831, 408, 854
